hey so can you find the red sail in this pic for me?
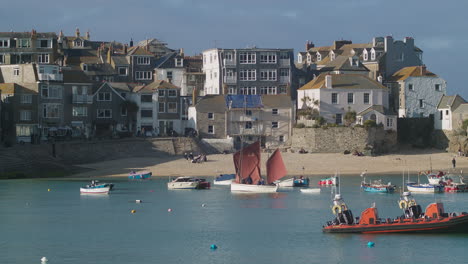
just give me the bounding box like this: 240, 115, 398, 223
266, 149, 287, 184
233, 141, 261, 184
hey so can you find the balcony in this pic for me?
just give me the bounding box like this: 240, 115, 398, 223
38, 73, 63, 81
224, 76, 237, 84
279, 59, 290, 66
280, 76, 290, 84
223, 59, 236, 67
72, 94, 93, 104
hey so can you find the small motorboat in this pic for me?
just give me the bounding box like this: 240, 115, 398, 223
406, 183, 443, 193
361, 178, 396, 193
276, 177, 310, 187
80, 181, 112, 194
323, 192, 468, 233
128, 170, 152, 179
167, 177, 210, 189
214, 174, 235, 185
300, 188, 320, 194
318, 175, 338, 186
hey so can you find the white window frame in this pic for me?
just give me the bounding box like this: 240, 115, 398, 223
272, 109, 278, 115
137, 56, 151, 65
228, 86, 236, 94
20, 110, 32, 121
159, 102, 165, 113
19, 39, 30, 48
97, 109, 112, 118
419, 99, 424, 108
135, 71, 152, 80
74, 40, 83, 47
435, 84, 441, 91
239, 69, 256, 81
38, 54, 50, 64
386, 118, 393, 127
97, 92, 111, 101
72, 106, 88, 117
175, 58, 183, 67
158, 90, 165, 97
272, 121, 279, 129
279, 68, 289, 77
239, 87, 256, 95
364, 93, 370, 104
260, 86, 277, 95
331, 93, 338, 104
0, 39, 9, 48
371, 50, 376, 60
260, 52, 277, 64
316, 53, 322, 61
260, 69, 277, 81
13, 68, 20, 76
208, 125, 214, 134
118, 67, 128, 76
239, 52, 256, 64
363, 51, 368, 61
168, 90, 177, 97
208, 113, 214, 120
20, 94, 32, 104
167, 102, 177, 113
347, 93, 354, 104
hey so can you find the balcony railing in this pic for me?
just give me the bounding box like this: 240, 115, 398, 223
224, 76, 237, 84
223, 59, 236, 66
72, 94, 93, 104
38, 73, 63, 81
280, 76, 290, 83
279, 59, 290, 66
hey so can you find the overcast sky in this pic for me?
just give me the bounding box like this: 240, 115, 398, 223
1, 0, 467, 97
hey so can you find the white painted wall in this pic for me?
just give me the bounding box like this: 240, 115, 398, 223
434, 107, 452, 130
400, 76, 446, 118
202, 49, 221, 95
154, 68, 188, 95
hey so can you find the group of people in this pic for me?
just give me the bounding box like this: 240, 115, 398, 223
184, 152, 207, 163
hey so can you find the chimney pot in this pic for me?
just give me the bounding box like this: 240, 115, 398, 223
325, 75, 332, 89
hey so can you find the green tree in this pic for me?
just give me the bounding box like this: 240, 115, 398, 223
344, 110, 357, 126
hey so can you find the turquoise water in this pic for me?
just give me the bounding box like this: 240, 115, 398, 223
1, 175, 468, 264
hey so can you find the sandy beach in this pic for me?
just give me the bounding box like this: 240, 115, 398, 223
70, 148, 468, 178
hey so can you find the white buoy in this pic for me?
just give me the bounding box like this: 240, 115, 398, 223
136, 200, 142, 203
202, 204, 206, 207
41, 256, 48, 262
168, 208, 172, 212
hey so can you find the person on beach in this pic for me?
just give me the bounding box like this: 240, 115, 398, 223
458, 147, 462, 157
452, 157, 456, 168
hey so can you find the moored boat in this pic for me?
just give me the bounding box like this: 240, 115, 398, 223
318, 175, 338, 186
214, 174, 235, 185
80, 181, 111, 194
276, 177, 310, 187
323, 192, 468, 233
361, 178, 396, 193
167, 177, 210, 189
300, 188, 320, 194
406, 183, 443, 193
128, 170, 152, 179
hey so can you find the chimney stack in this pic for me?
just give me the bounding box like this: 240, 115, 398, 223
305, 40, 315, 51
377, 75, 383, 83
325, 75, 332, 89
124, 44, 128, 54
180, 48, 184, 57
420, 65, 426, 75
86, 30, 90, 40
75, 28, 80, 38
129, 38, 134, 47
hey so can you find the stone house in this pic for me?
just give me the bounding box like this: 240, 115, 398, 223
452, 103, 468, 132
127, 46, 156, 84
297, 73, 391, 125
435, 95, 466, 131
387, 66, 446, 118
356, 105, 397, 131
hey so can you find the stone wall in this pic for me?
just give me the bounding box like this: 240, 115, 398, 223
432, 129, 468, 154
290, 127, 397, 154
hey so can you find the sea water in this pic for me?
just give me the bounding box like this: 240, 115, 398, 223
1, 175, 468, 264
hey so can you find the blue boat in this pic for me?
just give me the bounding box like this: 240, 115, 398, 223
214, 174, 236, 185
128, 171, 152, 179
293, 177, 310, 187
361, 179, 395, 193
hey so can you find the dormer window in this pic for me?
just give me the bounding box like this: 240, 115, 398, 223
316, 53, 322, 62
363, 50, 368, 61
349, 57, 359, 66
371, 49, 376, 60
298, 54, 302, 63
330, 52, 335, 61
175, 58, 183, 67
306, 54, 311, 63
82, 64, 88, 71
137, 57, 150, 65
74, 39, 83, 47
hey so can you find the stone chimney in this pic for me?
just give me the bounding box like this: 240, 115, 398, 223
305, 40, 315, 51
124, 44, 128, 54
333, 40, 352, 50
75, 28, 80, 38
107, 45, 113, 64
130, 38, 134, 47
180, 48, 184, 57
86, 30, 90, 40
58, 30, 64, 43
420, 65, 426, 75
325, 74, 332, 89
377, 75, 383, 83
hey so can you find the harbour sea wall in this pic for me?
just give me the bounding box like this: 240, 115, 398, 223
289, 127, 397, 154
0, 137, 200, 178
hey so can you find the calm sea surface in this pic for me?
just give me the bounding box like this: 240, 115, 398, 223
1, 174, 468, 264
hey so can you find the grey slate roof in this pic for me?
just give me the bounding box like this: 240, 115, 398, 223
453, 103, 468, 114
357, 105, 396, 116
437, 95, 466, 109
0, 32, 57, 38
195, 95, 227, 113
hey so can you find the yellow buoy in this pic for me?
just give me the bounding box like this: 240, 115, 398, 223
131, 210, 136, 214
48, 189, 51, 192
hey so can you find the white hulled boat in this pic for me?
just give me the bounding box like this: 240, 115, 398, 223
167, 177, 201, 189
406, 183, 443, 193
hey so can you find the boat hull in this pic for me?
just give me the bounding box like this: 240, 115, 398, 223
300, 188, 320, 193
407, 184, 443, 193
230, 183, 278, 193
167, 182, 199, 189
214, 174, 236, 185
80, 186, 110, 194
361, 185, 395, 193
213, 179, 234, 186
323, 214, 468, 233
277, 178, 294, 187
128, 171, 152, 179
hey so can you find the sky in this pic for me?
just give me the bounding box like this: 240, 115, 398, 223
1, 0, 467, 97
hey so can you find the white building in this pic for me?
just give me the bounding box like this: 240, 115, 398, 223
389, 66, 446, 118
297, 73, 393, 126
434, 95, 466, 131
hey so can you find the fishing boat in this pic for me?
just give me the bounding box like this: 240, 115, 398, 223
167, 177, 210, 189
406, 183, 443, 193
276, 177, 310, 187
80, 181, 112, 194
214, 174, 236, 185
128, 170, 152, 179
318, 175, 339, 186
323, 192, 468, 233
360, 172, 396, 193
230, 141, 286, 193
425, 171, 452, 185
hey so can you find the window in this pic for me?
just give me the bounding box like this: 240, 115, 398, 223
72, 107, 87, 117
121, 106, 127, 116
239, 52, 256, 64
260, 69, 277, 81
272, 109, 278, 115
74, 40, 83, 47
435, 84, 441, 91
41, 85, 62, 99
408, 84, 413, 91
440, 111, 443, 120
330, 53, 335, 61
279, 68, 289, 77
167, 71, 173, 80
279, 135, 284, 142
42, 104, 61, 118
280, 52, 289, 59
260, 52, 277, 64
158, 90, 166, 97
335, 114, 342, 124
0, 39, 9, 48
279, 85, 287, 94
175, 58, 183, 67
307, 54, 311, 63
371, 50, 376, 60
387, 118, 393, 127
245, 110, 252, 116
168, 90, 177, 97
363, 51, 368, 61
245, 121, 253, 129
97, 109, 112, 118
225, 52, 233, 61
208, 125, 214, 134
239, 87, 256, 95
331, 93, 338, 104
135, 71, 152, 80
159, 102, 165, 112
364, 93, 370, 104
239, 69, 256, 81
97, 92, 111, 101
317, 53, 322, 61
20, 110, 31, 121
228, 86, 236, 94
419, 99, 424, 108
19, 39, 30, 48
141, 109, 152, 118
82, 64, 88, 71
20, 94, 32, 104
260, 86, 277, 95
0, 54, 4, 64
39, 39, 49, 48
347, 93, 354, 104
208, 113, 214, 119
137, 57, 150, 65
141, 94, 152, 102
38, 54, 49, 64
272, 121, 278, 128
118, 67, 128, 76
14, 68, 19, 76
398, 53, 405, 61
167, 102, 177, 113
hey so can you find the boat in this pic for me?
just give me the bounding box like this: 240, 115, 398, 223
300, 188, 321, 194
230, 141, 286, 193
128, 170, 152, 179
167, 177, 211, 189
276, 177, 310, 187
318, 175, 339, 186
323, 192, 468, 233
406, 183, 443, 193
214, 174, 236, 185
361, 175, 396, 193
425, 171, 452, 185
80, 181, 111, 194
443, 176, 467, 193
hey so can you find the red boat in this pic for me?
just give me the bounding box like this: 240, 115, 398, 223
323, 192, 468, 233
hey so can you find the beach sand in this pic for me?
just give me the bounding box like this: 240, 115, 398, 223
70, 148, 468, 178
